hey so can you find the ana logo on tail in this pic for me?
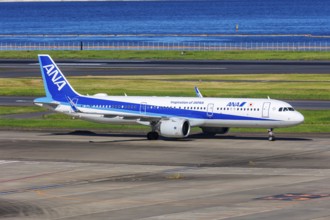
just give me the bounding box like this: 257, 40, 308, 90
43, 64, 67, 91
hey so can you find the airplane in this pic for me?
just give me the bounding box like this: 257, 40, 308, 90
34, 54, 304, 141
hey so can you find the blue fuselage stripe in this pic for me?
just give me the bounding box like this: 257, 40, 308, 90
64, 96, 276, 121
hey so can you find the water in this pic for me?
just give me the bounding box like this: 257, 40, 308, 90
0, 0, 329, 44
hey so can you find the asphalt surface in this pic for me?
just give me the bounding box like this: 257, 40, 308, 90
0, 131, 329, 219
1, 60, 330, 77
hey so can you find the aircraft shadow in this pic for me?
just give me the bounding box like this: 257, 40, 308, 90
52, 130, 147, 143
188, 133, 312, 141
51, 130, 312, 142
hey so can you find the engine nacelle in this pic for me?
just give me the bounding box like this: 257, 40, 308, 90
159, 118, 190, 138
201, 127, 230, 134
93, 93, 108, 97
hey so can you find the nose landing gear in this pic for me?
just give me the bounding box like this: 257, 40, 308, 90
268, 128, 275, 141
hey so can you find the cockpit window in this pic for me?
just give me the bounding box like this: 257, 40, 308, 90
279, 107, 295, 112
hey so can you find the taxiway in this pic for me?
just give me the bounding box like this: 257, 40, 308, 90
1, 60, 330, 77
0, 131, 329, 219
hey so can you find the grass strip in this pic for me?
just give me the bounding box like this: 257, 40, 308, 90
0, 74, 329, 100
0, 106, 45, 115
0, 50, 329, 60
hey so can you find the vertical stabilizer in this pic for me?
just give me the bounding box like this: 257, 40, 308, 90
38, 54, 80, 102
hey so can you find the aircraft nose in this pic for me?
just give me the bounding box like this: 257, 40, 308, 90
295, 112, 304, 124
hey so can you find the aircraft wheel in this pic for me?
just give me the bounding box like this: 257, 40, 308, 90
268, 136, 275, 141
268, 128, 275, 141
147, 132, 159, 140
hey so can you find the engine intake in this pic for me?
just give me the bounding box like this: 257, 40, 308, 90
159, 118, 190, 138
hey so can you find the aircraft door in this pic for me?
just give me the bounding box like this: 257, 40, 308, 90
262, 102, 271, 118
140, 102, 147, 115
207, 103, 214, 118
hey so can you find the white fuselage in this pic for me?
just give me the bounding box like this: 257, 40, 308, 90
52, 95, 304, 129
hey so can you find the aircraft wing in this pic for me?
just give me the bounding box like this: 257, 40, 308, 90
73, 105, 165, 122
103, 113, 165, 121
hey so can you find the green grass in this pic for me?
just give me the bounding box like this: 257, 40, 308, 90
0, 108, 147, 131
0, 106, 45, 115
0, 74, 329, 100
0, 50, 330, 60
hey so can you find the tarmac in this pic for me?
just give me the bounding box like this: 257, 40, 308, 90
1, 60, 330, 77
0, 130, 329, 220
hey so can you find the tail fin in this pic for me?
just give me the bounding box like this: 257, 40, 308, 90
38, 54, 80, 102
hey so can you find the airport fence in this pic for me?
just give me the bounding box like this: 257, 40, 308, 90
0, 41, 330, 51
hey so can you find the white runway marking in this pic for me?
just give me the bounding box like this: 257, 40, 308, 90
0, 160, 19, 165
15, 100, 31, 103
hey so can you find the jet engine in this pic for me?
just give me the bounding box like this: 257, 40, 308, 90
159, 118, 190, 138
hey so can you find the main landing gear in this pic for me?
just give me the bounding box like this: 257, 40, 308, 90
147, 121, 160, 140
268, 128, 275, 141
147, 131, 159, 140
